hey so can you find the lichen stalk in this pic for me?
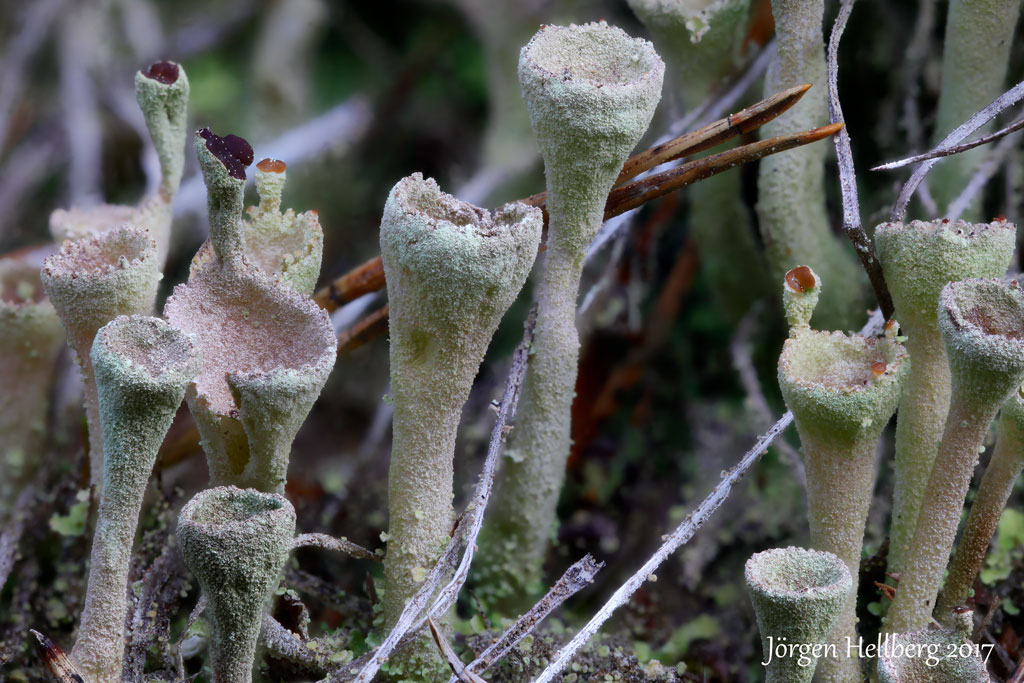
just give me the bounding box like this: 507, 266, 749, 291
378, 173, 541, 676
745, 546, 852, 683
874, 219, 1015, 577
41, 226, 161, 494
936, 388, 1024, 621
756, 0, 864, 329
165, 131, 334, 494
0, 259, 64, 520
777, 267, 909, 682
478, 22, 663, 608
929, 0, 1022, 216
877, 610, 989, 682
886, 278, 1024, 634
71, 316, 199, 682
177, 486, 295, 683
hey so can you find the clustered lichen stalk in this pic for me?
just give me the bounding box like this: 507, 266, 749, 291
928, 0, 1022, 217
378, 173, 541, 676
628, 0, 769, 322
478, 22, 664, 608
0, 258, 64, 518
41, 226, 162, 494
875, 219, 1015, 578
877, 609, 989, 682
936, 387, 1024, 622
745, 546, 851, 683
886, 278, 1024, 634
777, 266, 908, 682
177, 486, 295, 683
71, 316, 199, 682
756, 0, 864, 329
165, 130, 335, 494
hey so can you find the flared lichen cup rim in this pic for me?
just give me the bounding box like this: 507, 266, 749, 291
179, 485, 290, 532
745, 546, 852, 602
940, 278, 1024, 346
391, 172, 534, 236
780, 331, 908, 396
875, 217, 1015, 244
49, 204, 137, 244
520, 21, 662, 90
93, 315, 200, 387
43, 224, 156, 282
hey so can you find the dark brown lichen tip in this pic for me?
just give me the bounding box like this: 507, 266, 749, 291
198, 128, 254, 180
785, 265, 817, 293
257, 158, 286, 174
143, 60, 179, 85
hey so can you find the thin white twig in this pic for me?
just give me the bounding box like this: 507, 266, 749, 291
342, 309, 537, 683
946, 134, 1018, 221
531, 311, 886, 682
874, 115, 1024, 171
891, 79, 1024, 221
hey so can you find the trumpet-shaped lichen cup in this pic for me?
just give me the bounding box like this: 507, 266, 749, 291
886, 278, 1024, 634
41, 225, 161, 494
378, 172, 541, 677
875, 218, 1015, 578
164, 130, 335, 494
0, 258, 64, 513
479, 20, 664, 609
745, 546, 852, 683
177, 486, 295, 683
878, 609, 990, 682
72, 315, 199, 682
50, 60, 189, 268
777, 266, 909, 682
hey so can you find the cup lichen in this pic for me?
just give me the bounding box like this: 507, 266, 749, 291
886, 278, 1024, 634
378, 172, 541, 676
479, 21, 664, 608
877, 609, 990, 682
745, 546, 852, 683
71, 315, 199, 682
177, 486, 296, 683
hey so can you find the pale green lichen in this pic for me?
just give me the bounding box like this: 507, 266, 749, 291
778, 270, 908, 683
50, 61, 189, 268
929, 0, 1022, 217
875, 219, 1016, 577
190, 158, 323, 295
877, 610, 989, 682
72, 315, 199, 682
756, 0, 865, 329
886, 278, 1024, 634
378, 172, 541, 676
0, 258, 64, 519
781, 265, 820, 333
745, 546, 852, 683
479, 21, 663, 610
41, 225, 161, 494
177, 486, 295, 683
165, 132, 335, 494
628, 0, 769, 323
936, 386, 1024, 622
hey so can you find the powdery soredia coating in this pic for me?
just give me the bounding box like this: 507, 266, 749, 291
745, 546, 852, 683
41, 225, 161, 494
875, 219, 1016, 578
778, 268, 909, 683
0, 258, 64, 509
756, 0, 865, 329
190, 158, 324, 295
936, 387, 1024, 622
877, 612, 990, 682
165, 133, 334, 494
379, 172, 541, 677
177, 486, 295, 683
478, 21, 663, 609
72, 316, 199, 682
886, 279, 1024, 634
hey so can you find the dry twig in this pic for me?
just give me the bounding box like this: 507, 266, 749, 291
293, 533, 377, 560
947, 134, 1019, 220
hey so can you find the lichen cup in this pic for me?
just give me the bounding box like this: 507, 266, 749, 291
778, 266, 909, 682
887, 278, 1024, 634
41, 225, 161, 493
878, 609, 990, 682
177, 486, 295, 683
746, 546, 852, 683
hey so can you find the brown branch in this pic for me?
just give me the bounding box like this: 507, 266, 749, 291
30, 630, 83, 683
336, 304, 389, 354
312, 256, 386, 312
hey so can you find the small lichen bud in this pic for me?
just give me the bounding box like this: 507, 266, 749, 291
782, 265, 820, 334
